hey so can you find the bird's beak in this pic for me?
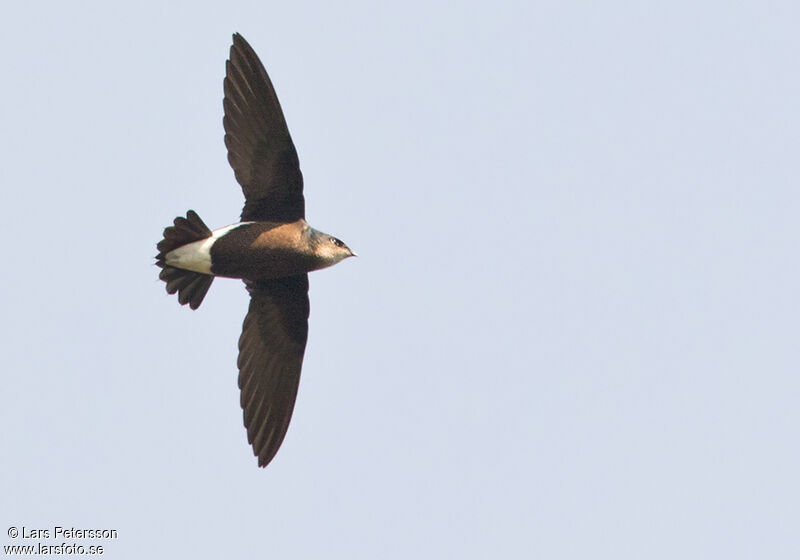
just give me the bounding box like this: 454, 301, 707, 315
349, 249, 358, 257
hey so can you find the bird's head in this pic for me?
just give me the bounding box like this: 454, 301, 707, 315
311, 231, 356, 267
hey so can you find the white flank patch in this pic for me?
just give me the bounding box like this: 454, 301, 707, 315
164, 222, 253, 275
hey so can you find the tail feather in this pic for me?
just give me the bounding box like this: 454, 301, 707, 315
156, 210, 212, 256
180, 274, 213, 308
156, 210, 214, 310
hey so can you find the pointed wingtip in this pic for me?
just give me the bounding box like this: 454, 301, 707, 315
257, 450, 278, 469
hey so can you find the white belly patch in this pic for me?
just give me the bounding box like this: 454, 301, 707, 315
164, 222, 252, 275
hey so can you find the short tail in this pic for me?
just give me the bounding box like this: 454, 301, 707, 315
155, 210, 214, 310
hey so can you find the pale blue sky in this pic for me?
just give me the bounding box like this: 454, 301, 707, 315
2, 1, 799, 558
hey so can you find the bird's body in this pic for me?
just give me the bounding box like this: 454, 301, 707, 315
163, 220, 349, 279
155, 33, 354, 468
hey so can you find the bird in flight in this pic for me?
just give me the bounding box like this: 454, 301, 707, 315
155, 33, 355, 467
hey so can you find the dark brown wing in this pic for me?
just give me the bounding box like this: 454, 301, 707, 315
238, 275, 310, 467
224, 33, 305, 222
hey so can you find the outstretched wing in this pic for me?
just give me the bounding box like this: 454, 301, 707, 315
237, 275, 310, 467
224, 33, 305, 222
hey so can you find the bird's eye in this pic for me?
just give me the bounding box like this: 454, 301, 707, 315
331, 238, 344, 247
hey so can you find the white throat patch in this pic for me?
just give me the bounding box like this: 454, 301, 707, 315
164, 222, 252, 275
